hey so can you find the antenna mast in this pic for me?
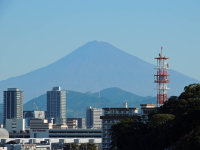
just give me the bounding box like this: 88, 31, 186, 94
154, 46, 170, 105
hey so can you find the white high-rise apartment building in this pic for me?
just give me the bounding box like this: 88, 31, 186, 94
3, 88, 23, 125
101, 105, 139, 150
47, 86, 66, 124
86, 106, 102, 129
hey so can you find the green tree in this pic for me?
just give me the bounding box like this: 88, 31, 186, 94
80, 144, 87, 150
179, 84, 200, 100
64, 143, 78, 150
148, 113, 175, 127
110, 84, 200, 150
87, 143, 97, 150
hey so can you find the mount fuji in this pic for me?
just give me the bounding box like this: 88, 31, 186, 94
0, 41, 198, 103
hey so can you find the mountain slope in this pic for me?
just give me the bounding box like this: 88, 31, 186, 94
23, 87, 156, 118
0, 41, 198, 103
93, 87, 155, 107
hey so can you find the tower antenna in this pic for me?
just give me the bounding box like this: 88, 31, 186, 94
154, 46, 170, 105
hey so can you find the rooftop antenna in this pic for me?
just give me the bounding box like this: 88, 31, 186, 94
161, 46, 163, 57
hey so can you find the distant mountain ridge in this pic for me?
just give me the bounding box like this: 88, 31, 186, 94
0, 87, 155, 123
0, 41, 198, 103
23, 87, 156, 118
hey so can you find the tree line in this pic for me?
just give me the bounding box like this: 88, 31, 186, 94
111, 84, 200, 150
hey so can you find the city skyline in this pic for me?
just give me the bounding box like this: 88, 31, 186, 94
1, 1, 200, 149
0, 0, 200, 81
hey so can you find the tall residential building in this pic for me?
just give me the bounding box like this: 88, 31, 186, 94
86, 106, 102, 129
100, 105, 139, 150
47, 86, 66, 124
3, 88, 23, 125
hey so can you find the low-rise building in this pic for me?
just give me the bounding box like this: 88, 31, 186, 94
49, 128, 102, 138
0, 138, 101, 150
140, 104, 157, 120
23, 110, 45, 128
5, 119, 25, 133
52, 124, 68, 129
30, 119, 53, 138
101, 106, 139, 150
66, 119, 78, 129
67, 118, 86, 128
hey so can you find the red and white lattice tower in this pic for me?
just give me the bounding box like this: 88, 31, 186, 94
154, 46, 170, 105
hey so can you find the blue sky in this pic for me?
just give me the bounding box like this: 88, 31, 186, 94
0, 0, 200, 81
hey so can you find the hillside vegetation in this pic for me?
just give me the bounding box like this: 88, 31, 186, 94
111, 84, 200, 150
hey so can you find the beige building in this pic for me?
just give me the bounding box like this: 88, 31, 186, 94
66, 119, 78, 129
86, 106, 102, 129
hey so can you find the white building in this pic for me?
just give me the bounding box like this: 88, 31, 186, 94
0, 138, 101, 150
5, 118, 25, 133
86, 106, 102, 129
101, 106, 139, 150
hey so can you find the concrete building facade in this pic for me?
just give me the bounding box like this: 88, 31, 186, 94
3, 88, 23, 125
66, 119, 78, 129
5, 118, 25, 133
86, 106, 102, 129
101, 107, 139, 150
30, 119, 53, 138
47, 87, 66, 124
67, 118, 86, 129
